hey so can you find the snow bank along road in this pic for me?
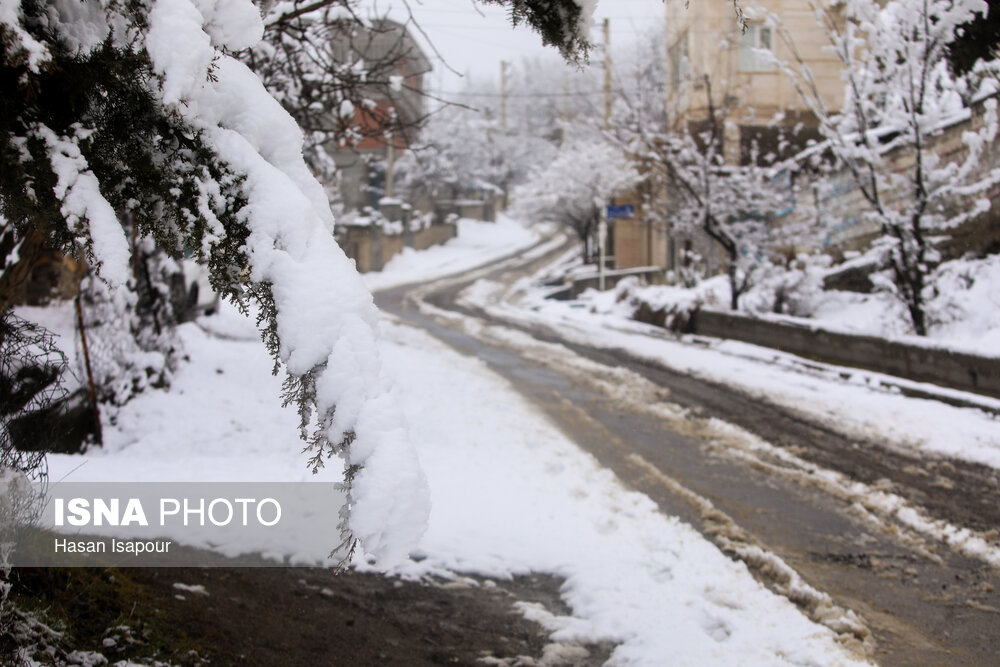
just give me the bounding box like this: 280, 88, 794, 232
375, 235, 1000, 667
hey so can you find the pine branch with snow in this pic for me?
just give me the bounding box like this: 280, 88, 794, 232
1, 0, 429, 564
479, 0, 596, 62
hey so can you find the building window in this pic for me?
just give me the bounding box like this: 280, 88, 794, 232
739, 23, 775, 72
669, 33, 689, 89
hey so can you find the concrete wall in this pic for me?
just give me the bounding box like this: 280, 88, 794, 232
412, 223, 457, 251
568, 268, 666, 299
338, 222, 457, 273
433, 198, 497, 224
381, 233, 407, 266
690, 309, 1000, 398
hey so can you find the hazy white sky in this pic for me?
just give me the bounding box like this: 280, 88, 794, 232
361, 0, 666, 96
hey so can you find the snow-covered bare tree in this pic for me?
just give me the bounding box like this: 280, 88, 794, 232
396, 75, 559, 203
512, 138, 639, 259
243, 1, 432, 183
777, 0, 1000, 335
618, 74, 785, 310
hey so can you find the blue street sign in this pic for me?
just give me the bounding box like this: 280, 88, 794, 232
606, 204, 636, 220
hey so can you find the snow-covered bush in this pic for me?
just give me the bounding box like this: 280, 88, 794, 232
741, 254, 830, 317
67, 230, 191, 412
609, 276, 728, 333
76, 274, 175, 409
925, 253, 1000, 344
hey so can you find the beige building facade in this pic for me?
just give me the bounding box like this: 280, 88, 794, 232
665, 0, 844, 163
615, 0, 849, 278
614, 2, 853, 278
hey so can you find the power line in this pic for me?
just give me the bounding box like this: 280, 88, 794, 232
426, 89, 604, 98
416, 21, 658, 30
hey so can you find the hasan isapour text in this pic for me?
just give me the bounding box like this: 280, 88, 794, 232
53, 537, 173, 555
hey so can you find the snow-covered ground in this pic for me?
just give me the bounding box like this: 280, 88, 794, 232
594, 253, 1000, 358
362, 215, 541, 292
463, 276, 1000, 472
370, 319, 868, 665
40, 307, 868, 664
32, 217, 998, 665
29, 225, 871, 665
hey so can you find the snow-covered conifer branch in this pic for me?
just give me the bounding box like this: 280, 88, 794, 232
1, 0, 429, 564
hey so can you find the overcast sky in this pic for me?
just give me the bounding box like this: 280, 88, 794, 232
360, 0, 666, 97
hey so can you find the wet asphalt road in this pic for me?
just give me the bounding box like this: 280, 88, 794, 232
375, 238, 1000, 666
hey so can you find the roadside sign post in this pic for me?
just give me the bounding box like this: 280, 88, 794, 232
606, 205, 635, 220
598, 208, 607, 291
601, 204, 636, 291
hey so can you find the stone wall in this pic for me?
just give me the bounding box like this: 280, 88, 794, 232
568, 267, 666, 299
413, 223, 458, 251
690, 309, 1000, 399
337, 222, 457, 273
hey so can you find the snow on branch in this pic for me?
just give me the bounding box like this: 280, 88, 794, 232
774, 0, 1000, 335
38, 126, 131, 289
141, 0, 429, 564
1, 0, 429, 565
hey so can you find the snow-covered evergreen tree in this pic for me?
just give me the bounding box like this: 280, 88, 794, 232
1, 0, 428, 563
0, 0, 629, 563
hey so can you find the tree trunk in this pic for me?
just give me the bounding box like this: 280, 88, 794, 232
729, 264, 740, 311
0, 228, 47, 312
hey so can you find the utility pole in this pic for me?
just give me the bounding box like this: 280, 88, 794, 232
603, 18, 612, 131
500, 60, 508, 131
561, 72, 569, 147
600, 18, 611, 288
665, 6, 671, 122
385, 134, 395, 199
664, 5, 673, 273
